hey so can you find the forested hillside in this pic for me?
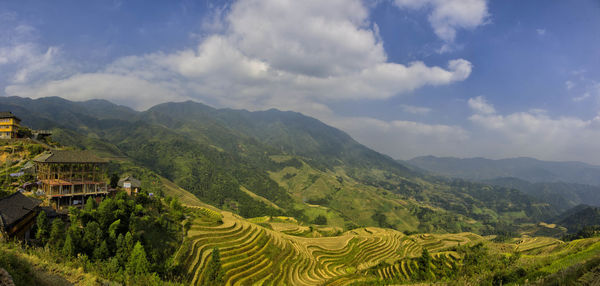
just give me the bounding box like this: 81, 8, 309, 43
0, 96, 558, 235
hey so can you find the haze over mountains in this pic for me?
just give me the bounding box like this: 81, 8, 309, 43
408, 156, 600, 186
408, 156, 600, 214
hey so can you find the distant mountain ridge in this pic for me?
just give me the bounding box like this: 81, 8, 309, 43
407, 155, 600, 186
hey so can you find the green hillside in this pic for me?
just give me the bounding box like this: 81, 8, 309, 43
0, 139, 598, 285
0, 96, 561, 237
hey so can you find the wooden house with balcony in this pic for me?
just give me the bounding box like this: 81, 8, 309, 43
33, 150, 109, 209
0, 112, 21, 139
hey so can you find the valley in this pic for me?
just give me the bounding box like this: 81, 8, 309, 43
0, 97, 599, 285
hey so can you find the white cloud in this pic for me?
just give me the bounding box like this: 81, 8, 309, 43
565, 80, 575, 90
6, 73, 189, 110
399, 104, 432, 115
331, 115, 469, 160
0, 21, 68, 85
0, 1, 481, 163
394, 0, 489, 42
468, 99, 600, 163
536, 28, 546, 36
5, 0, 472, 110
467, 96, 495, 114
573, 92, 591, 102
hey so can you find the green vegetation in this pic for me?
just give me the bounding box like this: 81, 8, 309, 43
28, 191, 184, 285
2, 97, 600, 285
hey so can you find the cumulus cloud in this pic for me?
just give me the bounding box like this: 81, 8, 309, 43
5, 0, 472, 110
468, 98, 600, 163
467, 96, 495, 114
0, 22, 65, 84
394, 0, 489, 42
1, 1, 480, 162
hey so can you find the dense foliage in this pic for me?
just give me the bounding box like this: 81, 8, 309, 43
34, 192, 183, 284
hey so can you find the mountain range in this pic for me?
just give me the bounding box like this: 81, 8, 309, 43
0, 96, 566, 234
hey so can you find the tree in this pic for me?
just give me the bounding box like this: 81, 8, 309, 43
62, 233, 75, 257
108, 219, 121, 240
48, 219, 65, 248
84, 197, 96, 212
312, 215, 328, 225
204, 248, 224, 285
417, 248, 433, 280
83, 221, 101, 253
127, 241, 150, 276
93, 241, 110, 261
372, 212, 390, 228
35, 212, 49, 245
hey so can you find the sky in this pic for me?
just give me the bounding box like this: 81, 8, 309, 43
1, 0, 600, 164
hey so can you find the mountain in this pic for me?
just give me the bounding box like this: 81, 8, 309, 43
554, 204, 600, 233
407, 155, 600, 186
0, 96, 558, 234
482, 177, 600, 212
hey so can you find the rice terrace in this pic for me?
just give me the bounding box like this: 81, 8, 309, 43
1, 0, 600, 285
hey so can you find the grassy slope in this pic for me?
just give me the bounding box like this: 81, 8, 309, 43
0, 243, 110, 286
269, 161, 420, 230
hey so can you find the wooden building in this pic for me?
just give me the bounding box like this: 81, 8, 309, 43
0, 112, 21, 139
0, 192, 41, 240
34, 150, 109, 209
118, 175, 141, 196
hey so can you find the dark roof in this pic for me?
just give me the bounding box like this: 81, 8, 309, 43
33, 150, 108, 163
0, 111, 20, 121
118, 176, 142, 188
0, 192, 41, 228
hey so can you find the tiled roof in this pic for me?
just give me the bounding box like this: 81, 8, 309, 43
0, 192, 41, 228
0, 111, 20, 121
118, 176, 142, 188
33, 150, 108, 163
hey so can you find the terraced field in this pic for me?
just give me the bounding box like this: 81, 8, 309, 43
175, 207, 484, 285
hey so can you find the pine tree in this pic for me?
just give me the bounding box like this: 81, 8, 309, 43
124, 232, 134, 254
204, 248, 224, 285
417, 248, 433, 280
35, 211, 49, 245
83, 221, 101, 253
48, 219, 65, 249
126, 241, 150, 276
62, 233, 75, 257
84, 197, 96, 212
115, 233, 127, 266
94, 241, 110, 261
108, 219, 121, 240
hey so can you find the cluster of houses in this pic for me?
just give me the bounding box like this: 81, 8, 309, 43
0, 111, 142, 241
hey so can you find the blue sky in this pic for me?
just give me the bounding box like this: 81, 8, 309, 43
1, 0, 600, 164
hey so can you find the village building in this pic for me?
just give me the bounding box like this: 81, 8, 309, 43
34, 150, 109, 209
0, 112, 21, 139
0, 192, 41, 240
118, 175, 142, 196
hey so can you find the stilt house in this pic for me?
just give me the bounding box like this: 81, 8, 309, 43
34, 150, 108, 209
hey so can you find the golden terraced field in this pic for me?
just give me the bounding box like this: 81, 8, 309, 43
174, 207, 484, 285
